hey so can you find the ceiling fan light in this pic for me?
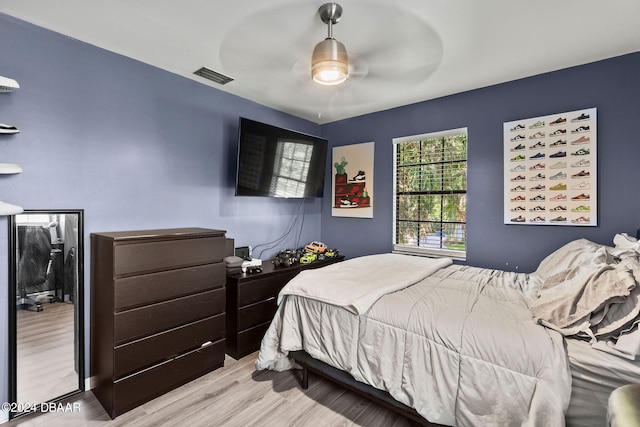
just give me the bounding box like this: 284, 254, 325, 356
311, 38, 349, 85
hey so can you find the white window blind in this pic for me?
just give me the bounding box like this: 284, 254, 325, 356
392, 128, 468, 260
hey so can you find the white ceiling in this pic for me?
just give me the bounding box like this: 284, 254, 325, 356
1, 0, 640, 124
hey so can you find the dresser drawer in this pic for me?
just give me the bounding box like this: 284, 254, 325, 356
237, 271, 298, 307
236, 322, 271, 358
238, 298, 278, 331
114, 288, 225, 345
112, 340, 225, 418
114, 314, 225, 379
114, 262, 225, 311
114, 236, 225, 277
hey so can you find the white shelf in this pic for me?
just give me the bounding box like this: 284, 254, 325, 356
0, 201, 23, 215
0, 163, 22, 174
0, 75, 20, 92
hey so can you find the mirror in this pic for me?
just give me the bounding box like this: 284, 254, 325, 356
8, 209, 84, 419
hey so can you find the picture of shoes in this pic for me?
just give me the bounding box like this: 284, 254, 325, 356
549, 171, 566, 180
350, 170, 366, 182
571, 159, 590, 168
550, 151, 567, 158
504, 109, 596, 227
571, 148, 590, 156
0, 123, 20, 134
549, 161, 567, 169
570, 136, 590, 145
550, 139, 566, 147
571, 113, 590, 122
571, 181, 590, 190
550, 193, 567, 201
529, 131, 545, 139
340, 198, 358, 207
571, 216, 590, 224
571, 170, 590, 179
571, 125, 590, 133
571, 205, 590, 212
571, 193, 590, 201
550, 183, 567, 191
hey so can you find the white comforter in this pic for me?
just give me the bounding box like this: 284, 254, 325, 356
257, 257, 571, 426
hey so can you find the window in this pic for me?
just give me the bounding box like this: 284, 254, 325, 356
393, 128, 467, 259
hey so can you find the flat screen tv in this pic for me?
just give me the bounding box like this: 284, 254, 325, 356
235, 118, 328, 198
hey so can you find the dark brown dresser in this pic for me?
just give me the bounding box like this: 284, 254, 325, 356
225, 255, 344, 360
90, 227, 226, 419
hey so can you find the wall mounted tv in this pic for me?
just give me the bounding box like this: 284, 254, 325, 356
235, 117, 328, 198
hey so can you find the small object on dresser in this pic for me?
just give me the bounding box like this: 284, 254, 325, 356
224, 255, 244, 275
246, 265, 263, 274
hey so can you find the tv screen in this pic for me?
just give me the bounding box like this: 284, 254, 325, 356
235, 118, 328, 198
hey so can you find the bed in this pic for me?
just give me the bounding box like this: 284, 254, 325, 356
256, 234, 640, 426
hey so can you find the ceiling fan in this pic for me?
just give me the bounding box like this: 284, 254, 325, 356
217, 1, 443, 120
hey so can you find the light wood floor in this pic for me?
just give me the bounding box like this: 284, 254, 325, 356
16, 302, 79, 405
7, 352, 421, 427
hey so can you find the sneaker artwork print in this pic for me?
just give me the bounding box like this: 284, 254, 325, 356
332, 141, 375, 218
503, 108, 597, 226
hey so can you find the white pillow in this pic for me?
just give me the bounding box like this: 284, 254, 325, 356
613, 233, 640, 251
534, 238, 603, 279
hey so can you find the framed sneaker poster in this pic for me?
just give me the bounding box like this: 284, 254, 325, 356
332, 141, 374, 218
503, 107, 597, 226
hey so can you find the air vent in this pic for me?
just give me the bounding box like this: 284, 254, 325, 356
193, 67, 234, 85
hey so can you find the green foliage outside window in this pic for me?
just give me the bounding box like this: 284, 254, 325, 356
394, 132, 467, 255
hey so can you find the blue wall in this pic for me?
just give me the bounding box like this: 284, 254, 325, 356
1, 10, 640, 416
321, 52, 640, 272
0, 13, 322, 409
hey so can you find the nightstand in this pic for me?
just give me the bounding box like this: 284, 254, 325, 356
225, 255, 344, 359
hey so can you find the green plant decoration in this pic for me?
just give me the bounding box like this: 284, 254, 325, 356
334, 156, 348, 175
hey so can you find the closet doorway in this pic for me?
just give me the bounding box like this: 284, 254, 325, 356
8, 209, 84, 419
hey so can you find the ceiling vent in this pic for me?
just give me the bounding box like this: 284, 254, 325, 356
193, 67, 234, 85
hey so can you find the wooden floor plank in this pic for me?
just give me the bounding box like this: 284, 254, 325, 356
7, 352, 423, 427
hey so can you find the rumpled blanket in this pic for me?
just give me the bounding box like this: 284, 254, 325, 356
278, 253, 452, 314
530, 235, 640, 359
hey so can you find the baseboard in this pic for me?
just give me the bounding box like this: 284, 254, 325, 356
85, 377, 91, 391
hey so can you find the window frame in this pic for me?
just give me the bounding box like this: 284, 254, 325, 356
392, 127, 468, 260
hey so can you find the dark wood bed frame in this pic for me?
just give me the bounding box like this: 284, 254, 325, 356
289, 350, 445, 426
